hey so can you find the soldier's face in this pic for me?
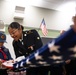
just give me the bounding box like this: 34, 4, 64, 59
72, 16, 76, 25
8, 27, 22, 41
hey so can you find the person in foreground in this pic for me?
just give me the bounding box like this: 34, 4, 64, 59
8, 22, 48, 75
0, 32, 13, 75
60, 16, 76, 75
63, 17, 76, 75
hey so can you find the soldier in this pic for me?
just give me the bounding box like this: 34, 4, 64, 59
64, 16, 76, 75
0, 32, 13, 75
59, 16, 76, 75
8, 22, 48, 75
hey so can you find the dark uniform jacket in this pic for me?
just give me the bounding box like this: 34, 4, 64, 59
13, 29, 43, 58
0, 46, 12, 60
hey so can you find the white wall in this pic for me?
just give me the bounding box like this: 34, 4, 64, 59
4, 35, 15, 59
0, 0, 75, 58
0, 0, 75, 31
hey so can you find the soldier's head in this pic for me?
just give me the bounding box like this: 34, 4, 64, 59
0, 32, 6, 47
8, 22, 24, 41
60, 30, 66, 35
72, 15, 76, 25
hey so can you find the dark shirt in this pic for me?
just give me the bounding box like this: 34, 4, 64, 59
0, 46, 12, 60
13, 29, 43, 58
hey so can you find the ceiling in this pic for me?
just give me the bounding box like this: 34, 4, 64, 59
30, 0, 76, 11
1, 0, 76, 11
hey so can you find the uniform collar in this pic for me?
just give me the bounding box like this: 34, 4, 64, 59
19, 33, 23, 42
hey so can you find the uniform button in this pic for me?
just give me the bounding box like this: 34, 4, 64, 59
26, 53, 28, 54
37, 37, 40, 39
24, 34, 26, 36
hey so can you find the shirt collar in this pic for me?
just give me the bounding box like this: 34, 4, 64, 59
19, 33, 23, 42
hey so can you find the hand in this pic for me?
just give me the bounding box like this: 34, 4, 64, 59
0, 59, 4, 62
2, 60, 14, 69
0, 59, 6, 69
65, 59, 71, 64
0, 59, 2, 67
14, 56, 25, 62
0, 59, 4, 67
72, 16, 76, 32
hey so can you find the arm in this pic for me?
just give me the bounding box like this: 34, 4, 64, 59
13, 41, 22, 58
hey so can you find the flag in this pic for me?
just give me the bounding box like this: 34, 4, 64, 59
40, 18, 48, 36
13, 28, 76, 69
